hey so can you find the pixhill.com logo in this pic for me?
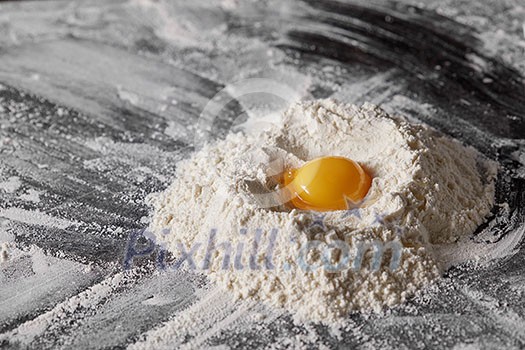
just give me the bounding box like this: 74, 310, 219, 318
123, 220, 404, 274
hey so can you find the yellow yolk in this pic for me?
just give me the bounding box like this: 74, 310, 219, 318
282, 156, 372, 211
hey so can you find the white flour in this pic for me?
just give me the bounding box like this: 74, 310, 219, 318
0, 176, 21, 193
148, 99, 498, 323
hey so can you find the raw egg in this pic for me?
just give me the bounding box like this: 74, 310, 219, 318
282, 156, 372, 211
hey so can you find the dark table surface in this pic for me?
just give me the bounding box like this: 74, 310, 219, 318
0, 0, 525, 348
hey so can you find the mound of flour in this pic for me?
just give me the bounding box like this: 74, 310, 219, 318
149, 99, 497, 322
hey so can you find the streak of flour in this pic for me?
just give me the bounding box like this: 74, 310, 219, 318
0, 176, 21, 194
0, 206, 78, 264
0, 208, 78, 231
128, 285, 367, 350
0, 269, 125, 345
128, 287, 242, 349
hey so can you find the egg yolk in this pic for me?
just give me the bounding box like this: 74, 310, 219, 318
282, 156, 372, 211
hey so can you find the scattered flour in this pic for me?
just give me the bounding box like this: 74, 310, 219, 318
19, 189, 42, 203
149, 99, 498, 323
0, 268, 125, 346
0, 241, 10, 263
0, 207, 77, 230
0, 176, 22, 193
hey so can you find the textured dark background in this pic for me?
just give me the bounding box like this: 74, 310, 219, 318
0, 0, 524, 348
